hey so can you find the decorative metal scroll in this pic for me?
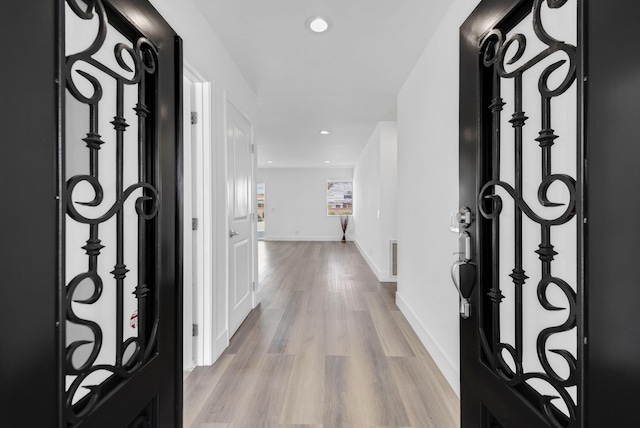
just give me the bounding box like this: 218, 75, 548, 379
477, 1, 578, 427
64, 0, 159, 424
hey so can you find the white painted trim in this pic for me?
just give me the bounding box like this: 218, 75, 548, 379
182, 75, 195, 370
250, 116, 259, 309
353, 239, 397, 283
264, 236, 350, 242
222, 90, 231, 351
200, 81, 215, 365
191, 78, 204, 366
214, 329, 229, 362
183, 62, 215, 366
396, 291, 460, 397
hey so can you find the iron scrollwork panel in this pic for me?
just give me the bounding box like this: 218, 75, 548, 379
64, 0, 160, 424
477, 0, 579, 427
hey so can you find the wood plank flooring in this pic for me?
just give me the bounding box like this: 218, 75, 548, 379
184, 241, 460, 428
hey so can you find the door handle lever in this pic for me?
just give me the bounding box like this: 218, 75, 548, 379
451, 260, 472, 319
229, 230, 239, 238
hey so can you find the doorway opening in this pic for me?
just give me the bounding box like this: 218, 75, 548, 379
257, 182, 265, 239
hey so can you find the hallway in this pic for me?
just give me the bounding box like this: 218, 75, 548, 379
183, 241, 459, 427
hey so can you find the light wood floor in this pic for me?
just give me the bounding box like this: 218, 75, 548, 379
183, 241, 460, 428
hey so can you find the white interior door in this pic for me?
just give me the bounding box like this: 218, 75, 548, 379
226, 100, 254, 337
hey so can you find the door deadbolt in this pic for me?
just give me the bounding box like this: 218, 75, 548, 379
457, 207, 474, 228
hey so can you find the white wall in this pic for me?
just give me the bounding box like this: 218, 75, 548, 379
379, 123, 398, 276
396, 0, 481, 396
353, 122, 398, 282
149, 0, 258, 361
256, 168, 354, 241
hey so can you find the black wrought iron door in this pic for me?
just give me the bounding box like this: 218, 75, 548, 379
61, 0, 182, 426
459, 1, 583, 427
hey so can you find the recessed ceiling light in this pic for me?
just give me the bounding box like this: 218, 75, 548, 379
319, 130, 330, 135
267, 160, 273, 164
308, 16, 330, 33
324, 160, 331, 163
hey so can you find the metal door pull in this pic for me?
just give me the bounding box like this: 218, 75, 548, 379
451, 259, 472, 319
229, 230, 239, 238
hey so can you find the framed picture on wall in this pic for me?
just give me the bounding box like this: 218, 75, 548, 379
327, 180, 353, 216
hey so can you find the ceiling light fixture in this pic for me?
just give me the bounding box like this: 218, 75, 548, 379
267, 160, 273, 164
319, 130, 330, 135
308, 16, 330, 33
324, 160, 331, 164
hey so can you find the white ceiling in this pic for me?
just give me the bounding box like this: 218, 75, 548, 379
193, 0, 452, 168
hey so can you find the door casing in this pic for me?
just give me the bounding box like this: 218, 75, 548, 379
182, 62, 215, 367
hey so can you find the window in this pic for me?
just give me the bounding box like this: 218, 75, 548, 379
327, 180, 353, 216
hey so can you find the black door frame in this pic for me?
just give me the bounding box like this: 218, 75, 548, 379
459, 0, 585, 426
585, 1, 640, 426
0, 2, 59, 426
0, 1, 183, 426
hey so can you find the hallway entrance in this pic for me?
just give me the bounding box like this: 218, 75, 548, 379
183, 241, 459, 427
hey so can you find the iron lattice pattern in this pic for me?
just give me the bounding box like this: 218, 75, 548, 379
64, 0, 160, 424
477, 0, 578, 426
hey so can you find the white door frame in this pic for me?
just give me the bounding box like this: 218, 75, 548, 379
182, 73, 194, 370
223, 94, 258, 339
183, 62, 215, 366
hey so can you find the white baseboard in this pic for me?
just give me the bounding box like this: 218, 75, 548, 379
255, 286, 264, 307
264, 235, 351, 242
213, 329, 228, 363
396, 292, 460, 397
353, 239, 397, 283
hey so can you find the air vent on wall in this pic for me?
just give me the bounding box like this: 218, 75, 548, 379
390, 240, 397, 277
